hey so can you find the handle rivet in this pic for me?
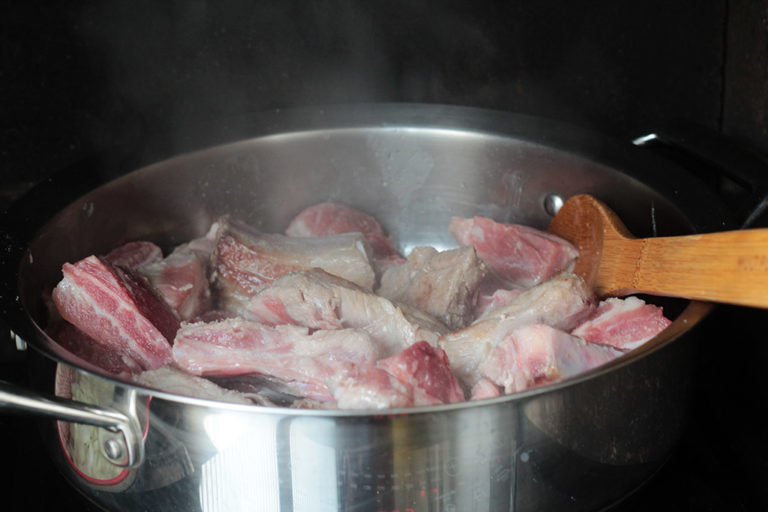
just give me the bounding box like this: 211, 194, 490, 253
103, 438, 125, 461
544, 194, 564, 216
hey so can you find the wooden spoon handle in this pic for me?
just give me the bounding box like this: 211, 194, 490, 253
599, 228, 768, 308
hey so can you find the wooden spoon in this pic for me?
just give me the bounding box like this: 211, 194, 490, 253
547, 193, 768, 308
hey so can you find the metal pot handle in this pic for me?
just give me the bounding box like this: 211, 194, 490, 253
633, 128, 768, 228
0, 378, 145, 468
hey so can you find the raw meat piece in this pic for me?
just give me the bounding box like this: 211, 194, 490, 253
134, 365, 254, 404
212, 216, 376, 313
571, 296, 672, 351
449, 216, 578, 288
102, 241, 163, 269
286, 202, 405, 269
52, 255, 176, 371
327, 363, 414, 409
172, 318, 381, 401
242, 269, 448, 357
139, 236, 214, 321
473, 287, 523, 320
470, 377, 503, 401
47, 321, 143, 378
438, 272, 596, 386
478, 324, 622, 393
377, 246, 488, 330
376, 341, 465, 405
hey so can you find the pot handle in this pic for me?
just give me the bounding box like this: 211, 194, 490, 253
633, 129, 768, 228
0, 378, 145, 468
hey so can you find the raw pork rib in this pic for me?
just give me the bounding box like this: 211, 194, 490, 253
478, 324, 622, 393
449, 216, 578, 288
172, 318, 381, 401
52, 255, 176, 371
102, 241, 163, 269
439, 272, 596, 386
212, 216, 376, 314
377, 246, 488, 330
139, 233, 215, 321
242, 268, 447, 357
328, 364, 413, 409
286, 202, 405, 269
571, 297, 672, 351
376, 341, 465, 405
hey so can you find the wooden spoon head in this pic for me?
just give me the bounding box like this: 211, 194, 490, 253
548, 194, 634, 291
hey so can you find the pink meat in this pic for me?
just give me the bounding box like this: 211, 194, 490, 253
449, 216, 578, 288
327, 363, 414, 409
473, 287, 523, 320
242, 269, 447, 357
139, 235, 214, 321
376, 341, 465, 405
212, 216, 376, 314
377, 246, 488, 330
286, 202, 405, 268
479, 324, 623, 393
571, 297, 672, 351
438, 272, 596, 386
102, 241, 163, 268
51, 255, 176, 371
470, 377, 503, 401
172, 318, 381, 401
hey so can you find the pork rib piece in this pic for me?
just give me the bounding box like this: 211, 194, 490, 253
286, 202, 405, 269
52, 255, 177, 371
139, 229, 216, 321
376, 341, 465, 405
377, 246, 488, 330
327, 363, 414, 409
449, 216, 578, 288
571, 296, 672, 351
479, 324, 622, 393
172, 318, 381, 401
438, 272, 596, 386
242, 268, 447, 357
102, 240, 163, 269
212, 216, 376, 314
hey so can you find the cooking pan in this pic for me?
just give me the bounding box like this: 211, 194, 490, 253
0, 104, 762, 511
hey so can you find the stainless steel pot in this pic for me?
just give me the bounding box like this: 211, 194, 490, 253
0, 104, 750, 511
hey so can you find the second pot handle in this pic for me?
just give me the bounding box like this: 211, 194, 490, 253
633, 129, 768, 228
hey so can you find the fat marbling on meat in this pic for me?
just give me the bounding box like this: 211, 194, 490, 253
52, 255, 178, 371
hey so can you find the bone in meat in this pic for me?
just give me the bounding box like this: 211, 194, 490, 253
478, 324, 622, 393
212, 216, 376, 314
377, 246, 488, 330
172, 318, 381, 401
242, 268, 447, 357
134, 365, 254, 405
438, 272, 596, 386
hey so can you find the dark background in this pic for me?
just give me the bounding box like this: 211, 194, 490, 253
2, 1, 768, 510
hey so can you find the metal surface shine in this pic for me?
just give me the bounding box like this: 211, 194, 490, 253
0, 105, 735, 511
